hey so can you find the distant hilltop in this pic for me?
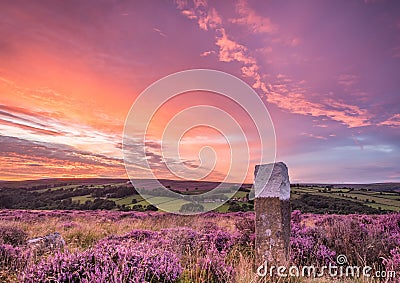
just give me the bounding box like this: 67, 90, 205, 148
291, 183, 400, 192
0, 178, 399, 193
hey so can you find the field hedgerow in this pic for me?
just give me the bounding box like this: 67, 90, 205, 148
0, 209, 399, 282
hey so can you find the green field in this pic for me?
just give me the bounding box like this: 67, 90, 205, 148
292, 187, 400, 212
71, 195, 93, 203
1, 178, 399, 213
64, 185, 400, 212
66, 189, 251, 212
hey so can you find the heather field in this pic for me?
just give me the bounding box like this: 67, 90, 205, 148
0, 209, 399, 282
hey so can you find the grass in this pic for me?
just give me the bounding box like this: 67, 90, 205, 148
71, 195, 94, 203
232, 191, 248, 198
216, 203, 230, 212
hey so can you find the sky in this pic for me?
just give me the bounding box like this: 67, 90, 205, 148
0, 0, 399, 184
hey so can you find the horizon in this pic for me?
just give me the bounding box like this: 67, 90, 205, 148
0, 0, 399, 184
0, 176, 399, 186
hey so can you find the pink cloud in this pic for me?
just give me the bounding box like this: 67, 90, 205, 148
181, 9, 197, 19
256, 46, 273, 54
241, 64, 262, 88
271, 36, 301, 47
200, 50, 215, 57
391, 45, 400, 58
215, 29, 255, 64
300, 132, 327, 140
153, 28, 166, 37
174, 0, 187, 9
176, 1, 374, 128
338, 74, 359, 88
352, 134, 364, 150
198, 8, 222, 31
193, 0, 207, 9
176, 0, 222, 31
230, 0, 276, 34
379, 114, 400, 127
176, 0, 258, 80
263, 84, 372, 128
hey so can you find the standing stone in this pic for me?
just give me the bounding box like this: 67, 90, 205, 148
254, 162, 291, 269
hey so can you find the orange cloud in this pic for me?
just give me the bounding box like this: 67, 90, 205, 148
0, 135, 126, 181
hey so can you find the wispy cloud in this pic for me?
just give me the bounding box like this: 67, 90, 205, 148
338, 74, 359, 88
215, 29, 256, 64
391, 45, 400, 58
153, 28, 166, 37
0, 135, 126, 180
176, 0, 222, 31
0, 103, 123, 164
200, 50, 215, 57
176, 0, 374, 128
0, 76, 124, 133
0, 0, 398, 182
301, 132, 327, 140
264, 84, 372, 128
230, 0, 276, 34
198, 7, 222, 31
379, 114, 400, 127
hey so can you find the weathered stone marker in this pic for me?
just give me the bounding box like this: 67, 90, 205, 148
254, 162, 291, 268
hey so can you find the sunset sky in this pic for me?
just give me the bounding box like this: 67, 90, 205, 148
0, 0, 399, 183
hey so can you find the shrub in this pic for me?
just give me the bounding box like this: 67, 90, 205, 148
0, 243, 28, 271
234, 216, 255, 249
21, 241, 182, 283
0, 226, 28, 246
195, 249, 235, 283
179, 203, 204, 213
146, 204, 158, 211
383, 247, 400, 274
